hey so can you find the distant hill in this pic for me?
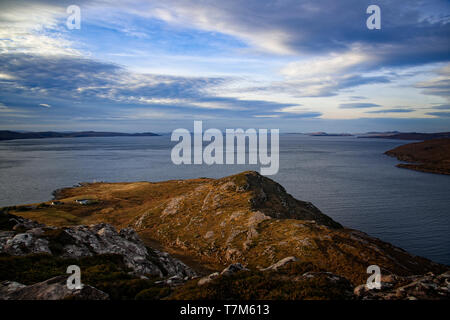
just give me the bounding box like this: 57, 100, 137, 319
359, 132, 450, 140
385, 138, 450, 175
0, 130, 160, 141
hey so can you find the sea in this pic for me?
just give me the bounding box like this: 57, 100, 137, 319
0, 134, 449, 265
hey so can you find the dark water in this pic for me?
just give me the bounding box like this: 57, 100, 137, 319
0, 135, 449, 265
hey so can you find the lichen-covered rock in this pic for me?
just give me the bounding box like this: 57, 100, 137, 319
4, 232, 51, 255
0, 276, 109, 300
0, 211, 196, 279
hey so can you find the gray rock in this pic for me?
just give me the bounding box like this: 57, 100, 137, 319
0, 276, 109, 300
0, 211, 196, 279
4, 233, 51, 255
0, 281, 26, 297
221, 263, 249, 276
261, 256, 298, 271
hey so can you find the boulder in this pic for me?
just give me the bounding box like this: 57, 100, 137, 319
0, 276, 109, 300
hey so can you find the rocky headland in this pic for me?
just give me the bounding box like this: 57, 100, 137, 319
1, 171, 448, 300
385, 138, 450, 175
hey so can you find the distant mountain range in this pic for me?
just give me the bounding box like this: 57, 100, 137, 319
0, 131, 160, 141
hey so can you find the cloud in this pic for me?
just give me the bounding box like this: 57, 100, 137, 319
279, 111, 323, 119
426, 111, 450, 118
415, 64, 450, 99
140, 0, 450, 65
349, 96, 367, 100
339, 103, 381, 109
269, 49, 392, 97
431, 104, 450, 110
253, 111, 322, 119
134, 0, 448, 98
281, 51, 369, 78
366, 108, 414, 114
247, 73, 390, 98
0, 103, 13, 112
0, 1, 82, 57
0, 53, 302, 122
0, 73, 17, 80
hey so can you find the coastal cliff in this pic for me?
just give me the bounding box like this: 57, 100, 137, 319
1, 171, 448, 300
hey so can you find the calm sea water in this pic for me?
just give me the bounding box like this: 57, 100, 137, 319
0, 135, 449, 265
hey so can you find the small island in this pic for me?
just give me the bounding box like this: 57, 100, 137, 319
385, 138, 450, 175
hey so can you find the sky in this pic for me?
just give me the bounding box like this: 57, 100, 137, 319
0, 0, 449, 133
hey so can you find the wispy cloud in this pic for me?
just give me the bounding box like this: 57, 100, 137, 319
415, 64, 450, 99
366, 108, 414, 114
426, 111, 450, 118
339, 103, 381, 109
431, 104, 450, 110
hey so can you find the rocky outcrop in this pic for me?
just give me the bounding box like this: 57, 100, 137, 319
0, 276, 109, 300
354, 271, 450, 300
221, 171, 343, 229
221, 263, 249, 276
0, 211, 196, 278
198, 263, 249, 286
261, 256, 299, 271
